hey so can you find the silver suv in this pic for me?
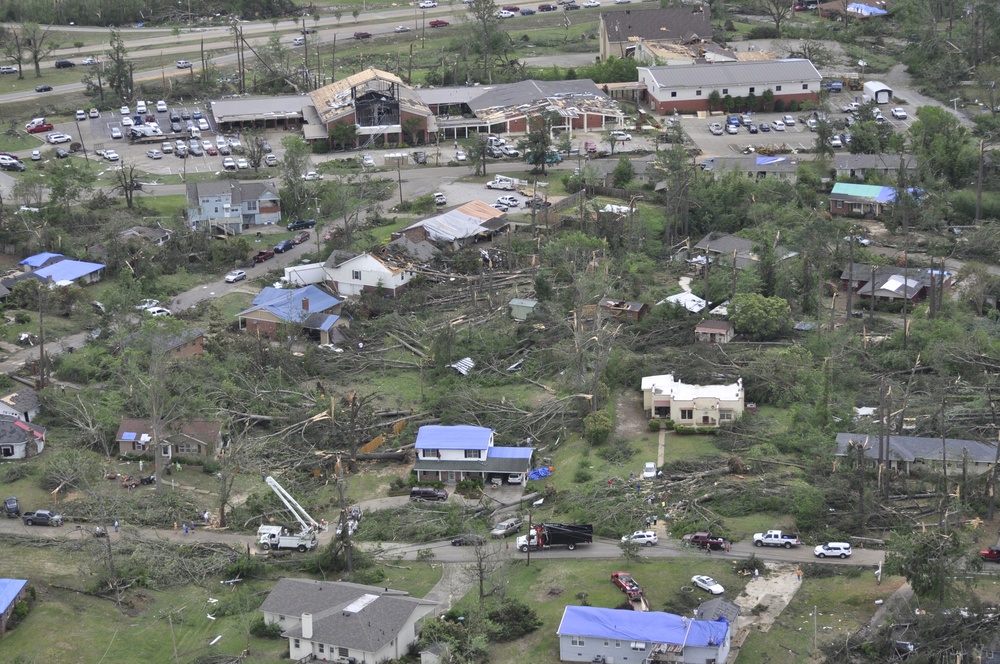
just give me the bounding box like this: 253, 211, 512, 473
490, 518, 523, 538
814, 542, 852, 558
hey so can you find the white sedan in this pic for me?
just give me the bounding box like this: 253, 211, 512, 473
496, 9, 515, 17
236, 158, 249, 169
224, 270, 246, 283
394, 25, 411, 32
121, 117, 134, 127
455, 150, 467, 162
46, 133, 72, 144
691, 575, 724, 595
144, 306, 172, 317
145, 149, 162, 160
772, 120, 786, 131
120, 105, 130, 115
891, 107, 907, 120
302, 171, 323, 180
610, 130, 632, 141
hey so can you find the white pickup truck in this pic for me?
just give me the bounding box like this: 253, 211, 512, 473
753, 530, 801, 549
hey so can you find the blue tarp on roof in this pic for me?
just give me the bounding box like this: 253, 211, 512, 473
488, 447, 533, 459
557, 606, 729, 648
0, 578, 27, 613
121, 431, 137, 441
755, 156, 786, 165
847, 2, 888, 15
34, 260, 105, 283
19, 252, 63, 267
237, 285, 341, 324
415, 425, 493, 450
831, 182, 897, 203
527, 466, 551, 480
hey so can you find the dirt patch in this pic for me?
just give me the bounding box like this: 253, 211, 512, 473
614, 389, 648, 440
726, 564, 803, 663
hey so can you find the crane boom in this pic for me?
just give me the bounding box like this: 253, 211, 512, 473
265, 476, 325, 534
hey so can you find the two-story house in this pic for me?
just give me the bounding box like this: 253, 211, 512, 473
641, 374, 744, 427
186, 181, 281, 234
323, 252, 417, 298
413, 425, 533, 485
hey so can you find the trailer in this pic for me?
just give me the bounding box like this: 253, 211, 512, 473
611, 571, 650, 611
516, 523, 592, 552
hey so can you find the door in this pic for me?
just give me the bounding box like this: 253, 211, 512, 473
447, 470, 456, 484
160, 444, 172, 460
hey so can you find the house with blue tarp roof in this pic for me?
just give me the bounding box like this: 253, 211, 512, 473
557, 605, 730, 663
0, 578, 28, 634
413, 425, 533, 485
237, 285, 346, 344
16, 252, 105, 285
829, 182, 896, 217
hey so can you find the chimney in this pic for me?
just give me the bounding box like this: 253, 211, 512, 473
302, 612, 313, 639
301, 297, 310, 312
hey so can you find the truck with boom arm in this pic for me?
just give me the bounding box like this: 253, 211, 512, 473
516, 523, 592, 552
257, 476, 326, 552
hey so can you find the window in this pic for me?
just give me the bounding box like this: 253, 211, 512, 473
571, 637, 586, 646
245, 200, 257, 211
680, 409, 693, 420
836, 200, 843, 209
775, 85, 782, 92
176, 444, 199, 454
615, 641, 621, 648
604, 640, 610, 647
802, 83, 809, 90
422, 449, 439, 458
696, 89, 702, 96
352, 270, 362, 280
339, 647, 350, 658
464, 449, 482, 459
1, 445, 12, 457
720, 410, 733, 421
294, 639, 300, 649
132, 441, 146, 451
722, 88, 728, 95
630, 642, 646, 651
319, 644, 325, 654
749, 87, 755, 94
670, 91, 677, 98
213, 206, 219, 214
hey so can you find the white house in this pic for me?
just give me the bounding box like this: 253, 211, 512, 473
637, 59, 822, 114
0, 388, 41, 423
0, 417, 45, 460
260, 579, 437, 663
413, 425, 533, 485
323, 252, 416, 298
557, 605, 730, 664
641, 374, 744, 426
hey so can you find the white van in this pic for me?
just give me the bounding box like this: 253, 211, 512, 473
293, 36, 305, 46
136, 101, 147, 114
25, 117, 46, 131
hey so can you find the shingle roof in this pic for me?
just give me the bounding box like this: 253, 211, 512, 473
601, 7, 713, 44
116, 418, 221, 446
641, 59, 822, 89
833, 154, 917, 171
693, 233, 755, 255
698, 598, 741, 623
695, 320, 733, 333
186, 180, 279, 207
835, 432, 998, 464
0, 388, 40, 414
260, 579, 436, 652
0, 416, 45, 445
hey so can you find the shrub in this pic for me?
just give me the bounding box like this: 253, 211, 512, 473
573, 468, 593, 483
583, 410, 613, 445
747, 26, 780, 39
14, 312, 30, 324
0, 463, 31, 483
673, 425, 718, 435
774, 99, 785, 113
648, 419, 661, 431
485, 598, 542, 641
225, 555, 266, 581
596, 437, 638, 464
250, 615, 283, 638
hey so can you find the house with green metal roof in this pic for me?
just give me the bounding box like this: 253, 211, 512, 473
828, 182, 896, 217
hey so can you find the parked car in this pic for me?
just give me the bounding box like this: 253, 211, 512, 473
394, 25, 411, 32
362, 154, 376, 168
27, 122, 54, 134
708, 123, 723, 135
236, 158, 248, 169
496, 9, 515, 17
410, 486, 448, 501
538, 3, 557, 9
0, 65, 16, 74
302, 171, 323, 180
583, 0, 600, 5
497, 195, 520, 208
145, 307, 172, 317
418, 0, 437, 6
782, 114, 796, 126
772, 120, 786, 131
176, 60, 193, 69
829, 135, 843, 148
4, 496, 19, 518
759, 122, 771, 132
520, 7, 536, 13
225, 270, 247, 283
264, 154, 278, 167
683, 531, 726, 550
641, 462, 657, 479
455, 150, 466, 161
54, 60, 75, 68
891, 107, 907, 120
610, 130, 631, 141
451, 534, 486, 546
89, 108, 100, 118
691, 575, 724, 595
253, 250, 275, 263
434, 192, 447, 206
622, 530, 658, 546
135, 299, 160, 311
47, 132, 72, 144
287, 218, 316, 231
429, 19, 450, 27
490, 518, 523, 538
747, 123, 758, 134
980, 547, 1000, 562
54, 147, 69, 158
34, 85, 53, 92
814, 542, 852, 558
354, 31, 372, 39
222, 157, 237, 171
725, 124, 738, 135
274, 239, 294, 253
292, 231, 310, 245
146, 149, 162, 160
156, 100, 168, 112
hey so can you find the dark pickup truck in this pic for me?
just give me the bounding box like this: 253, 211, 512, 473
429, 19, 449, 27
23, 509, 63, 526
253, 249, 275, 263
682, 531, 726, 550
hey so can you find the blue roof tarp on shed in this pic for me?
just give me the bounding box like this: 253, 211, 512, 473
19, 252, 63, 267
557, 605, 729, 648
415, 425, 494, 450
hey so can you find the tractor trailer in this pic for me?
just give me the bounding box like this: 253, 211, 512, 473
516, 523, 593, 552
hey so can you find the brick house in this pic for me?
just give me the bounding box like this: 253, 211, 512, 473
0, 579, 28, 635
237, 285, 345, 344
116, 418, 223, 459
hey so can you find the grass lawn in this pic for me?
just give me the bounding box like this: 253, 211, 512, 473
135, 193, 186, 216
0, 133, 43, 152
738, 571, 905, 664
661, 431, 728, 464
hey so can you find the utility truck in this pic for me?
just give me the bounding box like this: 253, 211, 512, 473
516, 523, 592, 552
256, 476, 326, 552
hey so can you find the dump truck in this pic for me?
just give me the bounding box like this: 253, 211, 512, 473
516, 523, 593, 552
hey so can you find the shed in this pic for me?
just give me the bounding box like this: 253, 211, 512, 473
509, 298, 538, 321
863, 80, 892, 104
598, 298, 650, 322
694, 320, 734, 343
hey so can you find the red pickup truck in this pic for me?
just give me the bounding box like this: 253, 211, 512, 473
27, 123, 54, 134
253, 249, 275, 263
429, 19, 449, 27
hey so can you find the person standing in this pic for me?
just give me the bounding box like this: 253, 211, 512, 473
796, 568, 803, 582
753, 568, 759, 581
183, 522, 189, 535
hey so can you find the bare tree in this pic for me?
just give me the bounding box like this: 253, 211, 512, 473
750, 0, 793, 34
0, 26, 28, 79
462, 539, 507, 599
242, 130, 267, 170
22, 23, 59, 78
111, 162, 143, 209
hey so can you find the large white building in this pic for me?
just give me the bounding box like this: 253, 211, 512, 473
641, 374, 744, 426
